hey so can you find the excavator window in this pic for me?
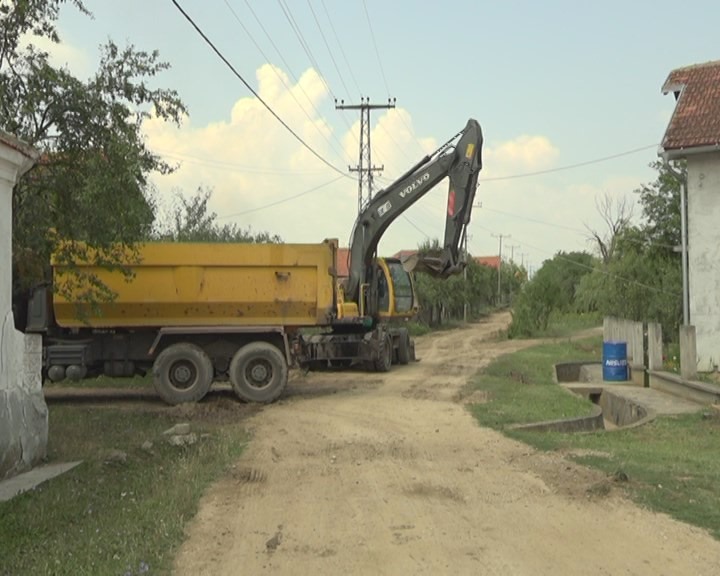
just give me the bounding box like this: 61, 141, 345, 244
387, 261, 414, 313
377, 266, 390, 313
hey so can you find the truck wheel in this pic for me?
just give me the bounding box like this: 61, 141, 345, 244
229, 342, 288, 403
397, 329, 411, 365
374, 335, 393, 372
153, 343, 214, 405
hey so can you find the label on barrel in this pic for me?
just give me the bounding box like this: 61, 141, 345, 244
604, 359, 627, 367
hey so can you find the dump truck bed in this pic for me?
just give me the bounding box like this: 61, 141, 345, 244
52, 240, 338, 328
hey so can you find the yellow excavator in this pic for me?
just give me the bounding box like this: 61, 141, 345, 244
298, 118, 483, 370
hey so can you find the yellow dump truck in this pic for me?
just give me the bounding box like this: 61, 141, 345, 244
24, 239, 417, 404
22, 118, 483, 405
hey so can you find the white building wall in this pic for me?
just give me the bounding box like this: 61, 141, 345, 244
0, 134, 46, 479
687, 152, 720, 371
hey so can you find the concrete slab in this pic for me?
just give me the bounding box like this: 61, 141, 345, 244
566, 383, 704, 415
0, 461, 82, 502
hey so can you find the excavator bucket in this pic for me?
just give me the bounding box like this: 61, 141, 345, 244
401, 254, 465, 278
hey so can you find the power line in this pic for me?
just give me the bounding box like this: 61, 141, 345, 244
474, 221, 681, 297
358, 1, 426, 159
361, 0, 390, 95
276, 0, 335, 100
481, 205, 678, 251
169, 0, 347, 178
481, 144, 658, 182
306, 0, 351, 100
222, 0, 351, 167
216, 175, 346, 219
402, 214, 431, 238
155, 148, 338, 175
320, 0, 361, 96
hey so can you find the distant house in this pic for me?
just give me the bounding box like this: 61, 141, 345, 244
660, 60, 720, 371
335, 247, 351, 279
474, 255, 501, 270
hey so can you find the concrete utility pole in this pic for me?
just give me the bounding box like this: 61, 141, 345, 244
463, 203, 481, 323
336, 97, 395, 213
492, 233, 510, 303
509, 244, 520, 263
462, 232, 472, 323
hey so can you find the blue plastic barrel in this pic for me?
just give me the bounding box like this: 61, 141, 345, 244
602, 341, 628, 381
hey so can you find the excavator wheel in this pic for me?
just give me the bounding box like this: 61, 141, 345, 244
397, 328, 411, 365
373, 334, 393, 372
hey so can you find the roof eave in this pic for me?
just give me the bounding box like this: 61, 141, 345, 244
660, 143, 720, 161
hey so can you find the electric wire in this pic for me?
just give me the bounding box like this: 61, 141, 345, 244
306, 0, 352, 100
320, 0, 362, 96
272, 0, 362, 162
169, 0, 347, 178
156, 148, 332, 175
277, 0, 335, 100
481, 205, 678, 251
222, 0, 351, 167
473, 222, 681, 297
215, 175, 346, 219
360, 0, 389, 96
481, 144, 658, 182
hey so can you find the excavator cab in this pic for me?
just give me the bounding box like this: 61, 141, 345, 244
372, 257, 418, 320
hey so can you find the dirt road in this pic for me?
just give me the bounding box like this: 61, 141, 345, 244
174, 313, 720, 575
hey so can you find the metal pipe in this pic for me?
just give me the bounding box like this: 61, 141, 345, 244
680, 179, 689, 325
662, 158, 689, 325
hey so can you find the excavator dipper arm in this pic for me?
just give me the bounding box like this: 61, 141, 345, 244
345, 118, 483, 304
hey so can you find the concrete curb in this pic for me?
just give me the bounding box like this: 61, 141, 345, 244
0, 461, 82, 502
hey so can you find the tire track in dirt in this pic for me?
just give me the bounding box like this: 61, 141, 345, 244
173, 313, 720, 575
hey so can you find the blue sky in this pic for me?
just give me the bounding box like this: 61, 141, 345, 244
44, 0, 718, 271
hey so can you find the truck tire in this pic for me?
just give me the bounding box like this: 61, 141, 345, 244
373, 334, 393, 372
397, 328, 411, 365
229, 342, 288, 403
153, 343, 214, 405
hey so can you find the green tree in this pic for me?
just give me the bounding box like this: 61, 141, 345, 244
3, 1, 186, 301
412, 239, 497, 326
508, 251, 595, 337
574, 161, 684, 336
637, 160, 684, 254
157, 187, 282, 243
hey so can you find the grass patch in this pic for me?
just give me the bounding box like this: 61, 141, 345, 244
469, 337, 601, 427
510, 413, 720, 539
0, 403, 251, 575
44, 374, 153, 390
467, 336, 720, 539
536, 311, 602, 338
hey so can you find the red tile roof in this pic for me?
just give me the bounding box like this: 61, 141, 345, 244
661, 60, 720, 153
336, 247, 350, 278
474, 255, 500, 269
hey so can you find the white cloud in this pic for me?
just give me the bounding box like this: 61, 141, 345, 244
19, 33, 90, 78
483, 135, 560, 178
142, 63, 648, 269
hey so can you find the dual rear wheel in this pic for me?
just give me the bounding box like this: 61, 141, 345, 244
153, 341, 288, 405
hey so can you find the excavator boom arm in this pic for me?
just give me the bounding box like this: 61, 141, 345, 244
345, 118, 483, 303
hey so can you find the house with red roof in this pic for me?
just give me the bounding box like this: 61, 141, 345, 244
660, 60, 720, 371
